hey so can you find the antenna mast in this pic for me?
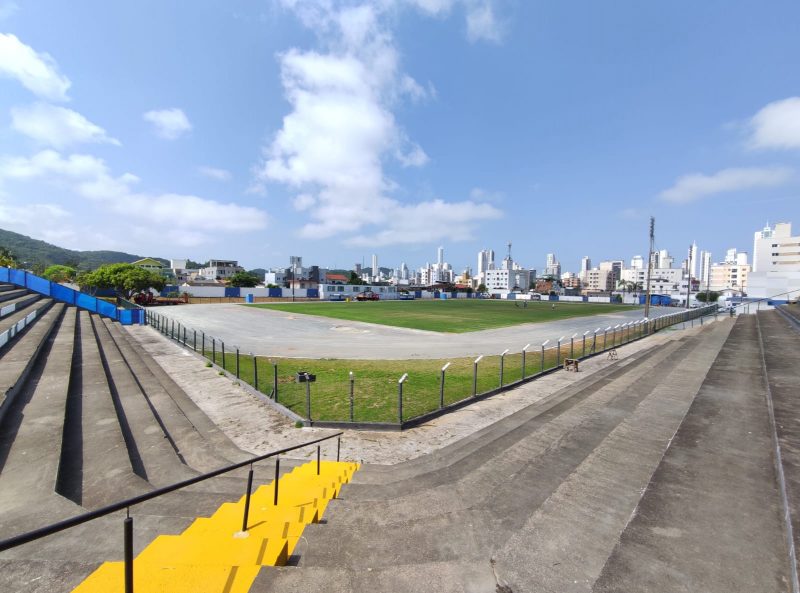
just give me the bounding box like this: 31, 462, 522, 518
644, 217, 654, 319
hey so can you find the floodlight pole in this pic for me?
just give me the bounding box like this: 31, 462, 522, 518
473, 355, 483, 396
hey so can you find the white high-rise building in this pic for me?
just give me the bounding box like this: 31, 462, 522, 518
580, 256, 591, 274
725, 248, 738, 264
371, 254, 379, 281
748, 222, 800, 299
545, 253, 561, 277
630, 255, 645, 270
699, 250, 712, 289
658, 249, 674, 269
437, 246, 444, 266
690, 242, 698, 279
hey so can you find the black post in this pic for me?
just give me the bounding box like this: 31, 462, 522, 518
316, 445, 321, 475
124, 515, 133, 593
499, 353, 505, 387
273, 458, 280, 506
473, 361, 479, 396
398, 381, 403, 423
202, 332, 205, 357
522, 349, 526, 379
193, 329, 196, 351
582, 334, 587, 357
337, 436, 341, 462
349, 372, 355, 422
236, 348, 240, 378
253, 356, 259, 392
182, 326, 186, 345
305, 380, 312, 421
570, 337, 574, 359
212, 338, 216, 365
241, 465, 254, 532
439, 369, 446, 408
273, 362, 278, 402
221, 342, 226, 371
171, 319, 174, 339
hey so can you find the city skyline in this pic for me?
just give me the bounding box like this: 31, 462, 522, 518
0, 1, 798, 271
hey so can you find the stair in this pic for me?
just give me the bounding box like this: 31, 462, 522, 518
71, 461, 359, 593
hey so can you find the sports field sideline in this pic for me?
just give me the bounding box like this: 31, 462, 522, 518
248, 299, 635, 333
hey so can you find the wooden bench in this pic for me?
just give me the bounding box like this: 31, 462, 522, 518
563, 358, 579, 372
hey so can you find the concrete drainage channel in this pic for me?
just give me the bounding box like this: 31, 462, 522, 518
143, 305, 719, 431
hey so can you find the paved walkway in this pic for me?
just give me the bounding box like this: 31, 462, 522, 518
145, 303, 676, 360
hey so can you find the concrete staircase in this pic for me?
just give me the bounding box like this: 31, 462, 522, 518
249, 315, 800, 593
0, 289, 284, 592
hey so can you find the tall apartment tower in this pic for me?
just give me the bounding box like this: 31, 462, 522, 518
580, 256, 591, 274
371, 254, 379, 281
690, 242, 699, 279
699, 250, 712, 288
437, 246, 444, 266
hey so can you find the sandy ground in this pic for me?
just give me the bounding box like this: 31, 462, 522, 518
124, 315, 718, 465
144, 302, 677, 359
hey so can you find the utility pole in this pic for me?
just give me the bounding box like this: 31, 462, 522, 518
685, 244, 692, 309
644, 216, 655, 319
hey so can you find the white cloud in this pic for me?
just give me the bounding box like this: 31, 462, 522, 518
465, 0, 503, 43
748, 97, 800, 151
660, 166, 794, 203
0, 33, 71, 101
198, 166, 232, 181
0, 150, 268, 234
143, 108, 192, 140
11, 102, 120, 149
469, 187, 503, 202
257, 0, 502, 244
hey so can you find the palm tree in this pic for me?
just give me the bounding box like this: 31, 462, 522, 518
0, 246, 17, 268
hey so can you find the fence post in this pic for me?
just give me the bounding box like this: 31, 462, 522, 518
236, 348, 240, 378
398, 373, 408, 423
124, 514, 133, 593
212, 338, 216, 364
221, 342, 226, 371
193, 329, 196, 351
183, 326, 186, 346
541, 340, 548, 373
253, 355, 258, 391
473, 355, 483, 396
522, 344, 530, 379
582, 331, 589, 357
273, 361, 278, 402
440, 363, 450, 408
349, 371, 355, 421
570, 334, 575, 359
557, 336, 564, 367
499, 349, 509, 387
305, 379, 312, 421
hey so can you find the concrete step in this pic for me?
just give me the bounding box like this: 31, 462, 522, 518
0, 287, 28, 304
57, 311, 152, 509
592, 315, 791, 593
117, 323, 251, 465
0, 297, 54, 353
0, 283, 18, 292
0, 308, 80, 538
757, 309, 800, 584
0, 302, 63, 427
89, 314, 197, 487
100, 317, 237, 472
0, 291, 41, 319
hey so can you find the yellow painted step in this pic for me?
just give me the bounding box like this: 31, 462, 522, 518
183, 517, 307, 556
71, 561, 260, 593
210, 501, 320, 526
136, 531, 289, 567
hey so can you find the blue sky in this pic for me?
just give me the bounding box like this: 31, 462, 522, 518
0, 0, 798, 274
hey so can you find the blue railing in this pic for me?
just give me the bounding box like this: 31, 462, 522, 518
0, 267, 143, 325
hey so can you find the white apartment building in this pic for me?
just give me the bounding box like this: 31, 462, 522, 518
630, 255, 645, 270
580, 256, 591, 275
620, 267, 685, 293
581, 269, 614, 293
748, 222, 800, 300
200, 259, 244, 280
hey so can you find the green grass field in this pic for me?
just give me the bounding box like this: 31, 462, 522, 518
205, 328, 638, 423
247, 299, 635, 333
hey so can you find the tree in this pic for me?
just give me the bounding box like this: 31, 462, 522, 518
227, 271, 261, 287
348, 271, 365, 285
695, 291, 721, 303
0, 246, 17, 268
43, 264, 77, 283
78, 263, 166, 298
478, 283, 487, 293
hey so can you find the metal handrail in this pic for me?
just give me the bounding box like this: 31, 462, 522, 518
0, 431, 343, 552
730, 289, 800, 310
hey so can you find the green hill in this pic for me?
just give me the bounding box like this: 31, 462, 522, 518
0, 228, 168, 271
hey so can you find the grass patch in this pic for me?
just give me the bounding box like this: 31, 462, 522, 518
246, 299, 636, 333
207, 328, 639, 423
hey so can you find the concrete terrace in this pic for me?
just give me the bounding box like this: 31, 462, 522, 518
0, 279, 798, 593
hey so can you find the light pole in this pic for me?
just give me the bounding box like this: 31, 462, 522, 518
522, 343, 531, 379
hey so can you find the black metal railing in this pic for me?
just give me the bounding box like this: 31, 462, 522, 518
0, 432, 343, 593
143, 305, 719, 428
